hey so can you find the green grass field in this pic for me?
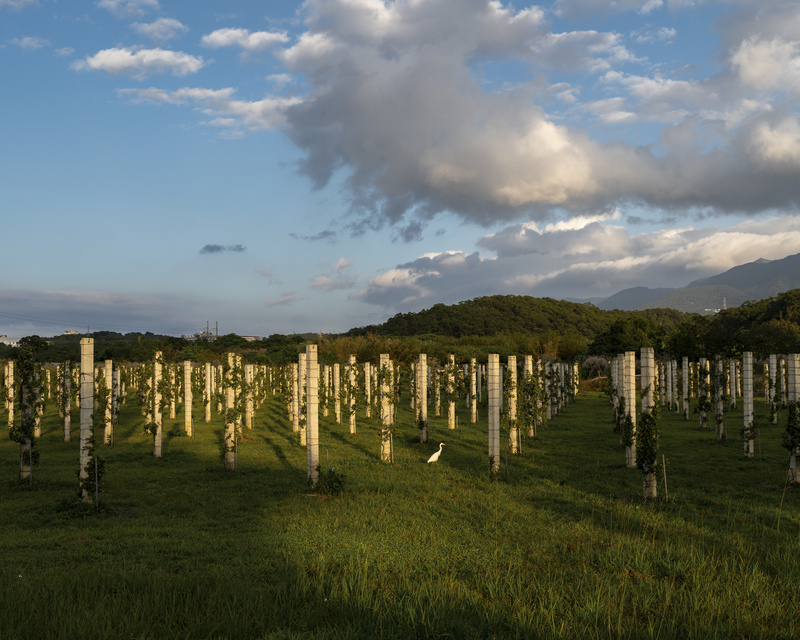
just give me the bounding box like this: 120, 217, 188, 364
1, 387, 799, 639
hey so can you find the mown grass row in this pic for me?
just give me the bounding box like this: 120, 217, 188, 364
1, 387, 798, 639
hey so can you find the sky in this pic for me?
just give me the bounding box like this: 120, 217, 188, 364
2, 0, 800, 338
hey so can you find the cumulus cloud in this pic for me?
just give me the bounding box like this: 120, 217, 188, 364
201, 28, 289, 52
118, 86, 300, 129
96, 0, 158, 18
132, 18, 189, 44
10, 36, 49, 50
119, 0, 800, 233
199, 244, 246, 254
311, 257, 357, 291
267, 0, 800, 236
353, 214, 800, 311
71, 47, 205, 79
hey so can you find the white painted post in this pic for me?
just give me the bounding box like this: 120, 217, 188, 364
299, 355, 307, 446
154, 353, 163, 458
6, 361, 14, 428
169, 365, 176, 420
184, 361, 193, 435
665, 360, 672, 410
224, 353, 235, 469
508, 355, 518, 454
418, 354, 428, 444
104, 359, 113, 444
364, 362, 371, 418
769, 354, 778, 423
435, 365, 441, 417
307, 345, 319, 483
381, 353, 392, 461
743, 352, 754, 458
245, 364, 254, 430
204, 363, 211, 423
63, 361, 72, 442
448, 355, 456, 430
334, 363, 341, 424
348, 355, 357, 435
641, 347, 656, 498
291, 363, 300, 433
682, 356, 689, 420
488, 354, 500, 474
80, 339, 94, 502
624, 351, 637, 469
470, 358, 477, 424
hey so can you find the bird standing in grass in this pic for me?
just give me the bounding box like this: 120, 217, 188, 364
427, 442, 445, 463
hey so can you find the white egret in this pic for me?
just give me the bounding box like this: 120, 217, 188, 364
427, 442, 445, 463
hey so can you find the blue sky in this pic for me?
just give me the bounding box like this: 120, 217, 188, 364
2, 0, 800, 338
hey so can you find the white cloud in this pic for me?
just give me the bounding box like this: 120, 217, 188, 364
118, 86, 301, 130
311, 257, 357, 291
71, 48, 205, 79
201, 28, 289, 51
632, 26, 676, 43
96, 0, 158, 18
312, 275, 356, 291
54, 47, 75, 57
118, 0, 800, 231
356, 215, 800, 311
0, 0, 38, 9
10, 36, 49, 50
265, 291, 300, 307
131, 18, 189, 44
732, 36, 800, 95
118, 86, 236, 104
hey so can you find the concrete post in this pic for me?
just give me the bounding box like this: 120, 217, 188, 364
104, 359, 113, 444
624, 351, 637, 469
488, 354, 500, 474
307, 345, 319, 483
508, 355, 518, 454
381, 354, 392, 462
447, 355, 456, 430
470, 358, 477, 424
348, 355, 357, 435
154, 353, 163, 458
418, 354, 428, 444
641, 347, 656, 497
334, 363, 341, 424
743, 352, 754, 458
184, 361, 193, 435
80, 339, 94, 502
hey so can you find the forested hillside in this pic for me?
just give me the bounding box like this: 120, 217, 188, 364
346, 295, 688, 339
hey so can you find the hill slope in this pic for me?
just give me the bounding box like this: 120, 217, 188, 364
347, 295, 688, 338
597, 286, 676, 311
637, 252, 800, 313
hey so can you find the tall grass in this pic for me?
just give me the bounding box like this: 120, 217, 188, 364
1, 387, 798, 639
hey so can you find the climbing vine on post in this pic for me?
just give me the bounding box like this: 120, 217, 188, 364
378, 354, 395, 462
9, 345, 41, 482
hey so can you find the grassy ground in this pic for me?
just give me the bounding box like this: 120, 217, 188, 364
1, 386, 799, 639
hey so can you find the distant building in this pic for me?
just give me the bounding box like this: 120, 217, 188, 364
0, 335, 19, 347
63, 330, 78, 335
240, 336, 261, 342
182, 330, 217, 342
